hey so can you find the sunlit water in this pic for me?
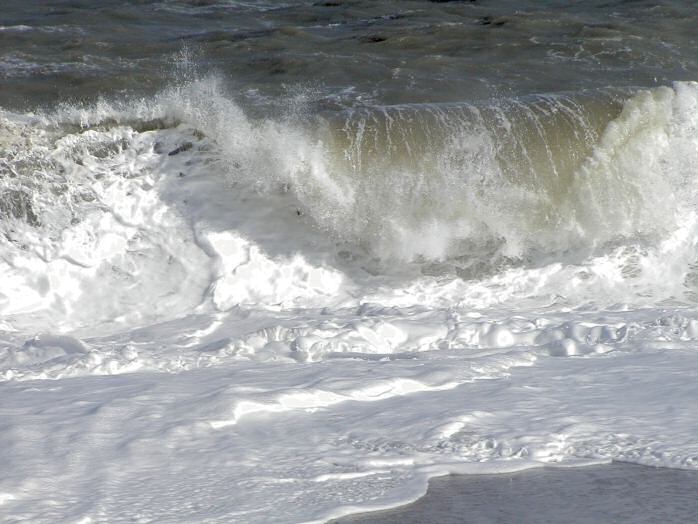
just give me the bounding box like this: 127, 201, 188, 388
2, 2, 698, 523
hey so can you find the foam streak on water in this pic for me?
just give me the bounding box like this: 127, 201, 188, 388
2, 75, 698, 523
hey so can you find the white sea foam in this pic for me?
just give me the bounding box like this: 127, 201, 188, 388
2, 79, 698, 523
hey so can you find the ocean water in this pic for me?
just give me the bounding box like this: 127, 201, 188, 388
2, 1, 698, 522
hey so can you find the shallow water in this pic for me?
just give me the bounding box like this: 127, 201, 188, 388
2, 2, 698, 523
335, 463, 698, 524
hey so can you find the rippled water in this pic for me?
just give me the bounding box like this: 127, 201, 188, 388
3, 0, 698, 109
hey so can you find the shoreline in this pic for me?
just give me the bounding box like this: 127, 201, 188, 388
332, 462, 698, 524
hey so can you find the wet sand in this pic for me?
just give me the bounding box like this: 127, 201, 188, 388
334, 463, 698, 524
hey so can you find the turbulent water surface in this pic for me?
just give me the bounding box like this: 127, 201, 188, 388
2, 1, 698, 523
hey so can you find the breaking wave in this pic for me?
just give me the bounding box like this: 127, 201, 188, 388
2, 76, 698, 336
33, 78, 698, 262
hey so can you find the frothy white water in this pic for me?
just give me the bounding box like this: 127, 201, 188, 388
7, 78, 698, 294
2, 79, 698, 523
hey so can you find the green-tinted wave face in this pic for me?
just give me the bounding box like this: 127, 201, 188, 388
272, 84, 696, 268
4, 78, 696, 282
